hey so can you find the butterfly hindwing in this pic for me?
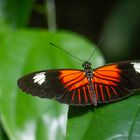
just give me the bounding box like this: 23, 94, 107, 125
93, 61, 140, 103
56, 70, 94, 105
18, 69, 93, 105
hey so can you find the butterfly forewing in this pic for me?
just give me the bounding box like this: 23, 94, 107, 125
92, 61, 140, 103
18, 70, 64, 99
18, 69, 93, 105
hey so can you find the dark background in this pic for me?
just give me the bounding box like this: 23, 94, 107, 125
29, 0, 140, 62
30, 0, 119, 42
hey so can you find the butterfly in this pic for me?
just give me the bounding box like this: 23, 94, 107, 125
18, 60, 140, 106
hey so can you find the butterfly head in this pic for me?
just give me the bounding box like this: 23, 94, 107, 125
82, 61, 92, 69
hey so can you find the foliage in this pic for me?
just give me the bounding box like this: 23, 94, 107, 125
0, 0, 140, 140
0, 26, 103, 140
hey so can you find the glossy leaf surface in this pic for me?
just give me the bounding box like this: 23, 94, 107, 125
0, 28, 103, 140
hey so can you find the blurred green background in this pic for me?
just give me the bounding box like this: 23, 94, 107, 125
0, 0, 140, 140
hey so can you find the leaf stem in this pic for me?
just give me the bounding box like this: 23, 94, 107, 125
45, 0, 57, 32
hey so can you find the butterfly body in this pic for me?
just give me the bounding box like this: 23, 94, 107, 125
18, 60, 140, 106
82, 61, 97, 106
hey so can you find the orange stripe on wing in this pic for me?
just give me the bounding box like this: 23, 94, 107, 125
78, 89, 81, 103
87, 85, 93, 103
105, 86, 111, 99
100, 85, 105, 101
93, 64, 121, 86
83, 86, 88, 103
111, 86, 118, 95
95, 64, 120, 76
60, 70, 88, 91
72, 91, 75, 101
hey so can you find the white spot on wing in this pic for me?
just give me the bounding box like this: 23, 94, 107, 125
131, 62, 140, 73
33, 72, 46, 85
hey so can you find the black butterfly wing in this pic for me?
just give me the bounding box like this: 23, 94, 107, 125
92, 61, 140, 103
18, 69, 93, 105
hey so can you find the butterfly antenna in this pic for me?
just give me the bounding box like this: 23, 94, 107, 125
49, 43, 84, 62
87, 47, 97, 62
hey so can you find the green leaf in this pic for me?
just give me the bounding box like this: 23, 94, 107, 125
66, 93, 140, 140
0, 121, 9, 140
0, 0, 35, 27
0, 28, 104, 140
